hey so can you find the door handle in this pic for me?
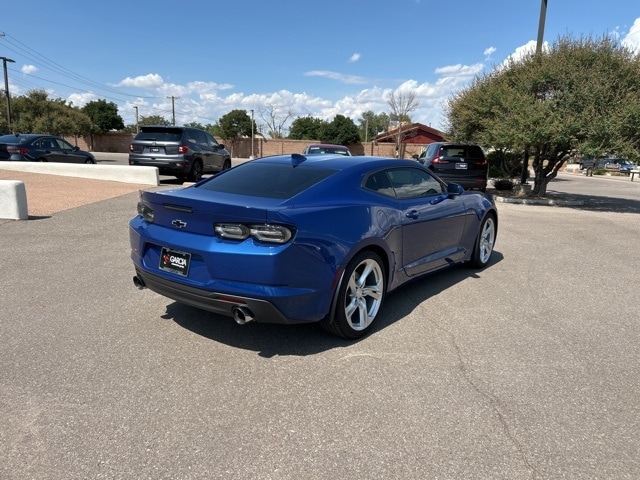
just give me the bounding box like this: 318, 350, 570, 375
405, 210, 419, 219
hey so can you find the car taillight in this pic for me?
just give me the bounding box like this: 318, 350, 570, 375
7, 146, 28, 155
214, 223, 294, 244
432, 157, 449, 164
178, 145, 189, 154
474, 160, 488, 166
129, 144, 134, 152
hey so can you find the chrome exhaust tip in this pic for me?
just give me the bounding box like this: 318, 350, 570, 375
133, 275, 146, 290
232, 306, 255, 325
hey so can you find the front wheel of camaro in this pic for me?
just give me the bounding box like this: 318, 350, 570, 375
324, 251, 386, 339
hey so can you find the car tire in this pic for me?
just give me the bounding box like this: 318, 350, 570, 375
188, 160, 203, 182
323, 250, 386, 339
85, 158, 95, 164
469, 214, 496, 268
222, 159, 231, 170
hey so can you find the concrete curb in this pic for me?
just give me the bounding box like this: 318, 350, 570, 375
493, 195, 584, 206
0, 180, 29, 220
0, 162, 159, 186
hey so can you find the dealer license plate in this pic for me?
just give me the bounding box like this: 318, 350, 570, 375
159, 247, 191, 277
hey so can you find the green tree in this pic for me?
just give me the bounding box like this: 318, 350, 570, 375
81, 99, 124, 133
288, 116, 326, 140
319, 115, 360, 145
139, 115, 170, 126
11, 90, 91, 136
216, 109, 253, 154
446, 35, 640, 196
184, 121, 205, 130
358, 111, 390, 142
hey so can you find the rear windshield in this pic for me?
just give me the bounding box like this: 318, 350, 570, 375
441, 145, 485, 159
0, 134, 26, 144
198, 162, 337, 199
134, 128, 183, 142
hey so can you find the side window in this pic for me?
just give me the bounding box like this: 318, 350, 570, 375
387, 168, 444, 199
364, 171, 394, 197
424, 143, 438, 159
185, 129, 199, 144
206, 132, 219, 147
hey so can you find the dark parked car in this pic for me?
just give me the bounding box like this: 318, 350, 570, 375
0, 134, 96, 163
130, 154, 498, 339
597, 158, 634, 174
413, 142, 488, 191
302, 143, 353, 156
128, 125, 231, 181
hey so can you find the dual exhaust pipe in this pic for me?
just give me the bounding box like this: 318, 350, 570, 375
132, 275, 255, 325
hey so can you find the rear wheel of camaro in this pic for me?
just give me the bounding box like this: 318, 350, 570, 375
324, 251, 386, 339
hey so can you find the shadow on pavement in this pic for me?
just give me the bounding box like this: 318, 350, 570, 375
162, 253, 504, 357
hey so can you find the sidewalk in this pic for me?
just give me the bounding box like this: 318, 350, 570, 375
0, 170, 148, 218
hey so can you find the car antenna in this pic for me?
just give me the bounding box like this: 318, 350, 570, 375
291, 153, 306, 167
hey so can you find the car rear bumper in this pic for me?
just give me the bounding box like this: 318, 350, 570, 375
133, 267, 294, 324
128, 155, 191, 175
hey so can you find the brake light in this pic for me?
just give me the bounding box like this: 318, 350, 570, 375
129, 144, 134, 152
474, 160, 488, 166
178, 145, 189, 154
214, 223, 294, 244
7, 146, 28, 155
432, 157, 449, 164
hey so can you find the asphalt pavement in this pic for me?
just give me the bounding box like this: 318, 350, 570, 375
1, 166, 639, 479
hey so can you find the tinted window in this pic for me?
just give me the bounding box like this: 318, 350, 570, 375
441, 145, 484, 159
387, 168, 444, 199
135, 127, 183, 142
198, 163, 337, 199
365, 168, 444, 199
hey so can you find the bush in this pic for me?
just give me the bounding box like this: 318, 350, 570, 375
492, 178, 515, 191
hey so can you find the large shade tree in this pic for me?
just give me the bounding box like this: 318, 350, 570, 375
10, 90, 91, 136
446, 35, 640, 195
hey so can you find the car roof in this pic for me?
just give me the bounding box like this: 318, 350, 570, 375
252, 153, 417, 171
0, 133, 52, 143
306, 143, 349, 148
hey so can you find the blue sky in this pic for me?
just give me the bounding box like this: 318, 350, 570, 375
1, 0, 639, 133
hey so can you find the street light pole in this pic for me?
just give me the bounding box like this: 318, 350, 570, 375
166, 96, 179, 125
1, 56, 16, 132
536, 0, 548, 55
250, 109, 255, 159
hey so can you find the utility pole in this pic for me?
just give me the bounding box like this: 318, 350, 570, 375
134, 106, 139, 133
250, 109, 255, 159
1, 55, 15, 132
166, 96, 179, 125
536, 0, 548, 55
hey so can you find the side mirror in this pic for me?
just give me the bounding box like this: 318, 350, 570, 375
447, 183, 464, 196
72, 146, 80, 152
412, 154, 419, 160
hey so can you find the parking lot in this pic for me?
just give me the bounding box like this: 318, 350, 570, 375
1, 165, 639, 479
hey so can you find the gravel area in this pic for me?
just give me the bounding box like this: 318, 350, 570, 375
0, 169, 148, 217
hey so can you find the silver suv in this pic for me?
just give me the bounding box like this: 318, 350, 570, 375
129, 126, 231, 181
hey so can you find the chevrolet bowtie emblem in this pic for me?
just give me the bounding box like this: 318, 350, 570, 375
171, 219, 187, 229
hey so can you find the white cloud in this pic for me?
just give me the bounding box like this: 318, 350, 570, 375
621, 17, 640, 54
304, 70, 368, 85
434, 63, 485, 78
67, 92, 98, 108
21, 64, 38, 74
484, 46, 496, 58
349, 53, 361, 63
116, 73, 164, 88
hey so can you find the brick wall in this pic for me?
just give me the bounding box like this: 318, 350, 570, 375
67, 132, 429, 160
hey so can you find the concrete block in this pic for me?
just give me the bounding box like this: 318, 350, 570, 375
0, 162, 159, 186
0, 180, 28, 220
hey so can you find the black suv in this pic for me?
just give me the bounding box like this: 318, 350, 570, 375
414, 142, 488, 191
129, 126, 231, 181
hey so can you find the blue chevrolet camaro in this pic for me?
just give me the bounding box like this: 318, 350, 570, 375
130, 154, 497, 338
